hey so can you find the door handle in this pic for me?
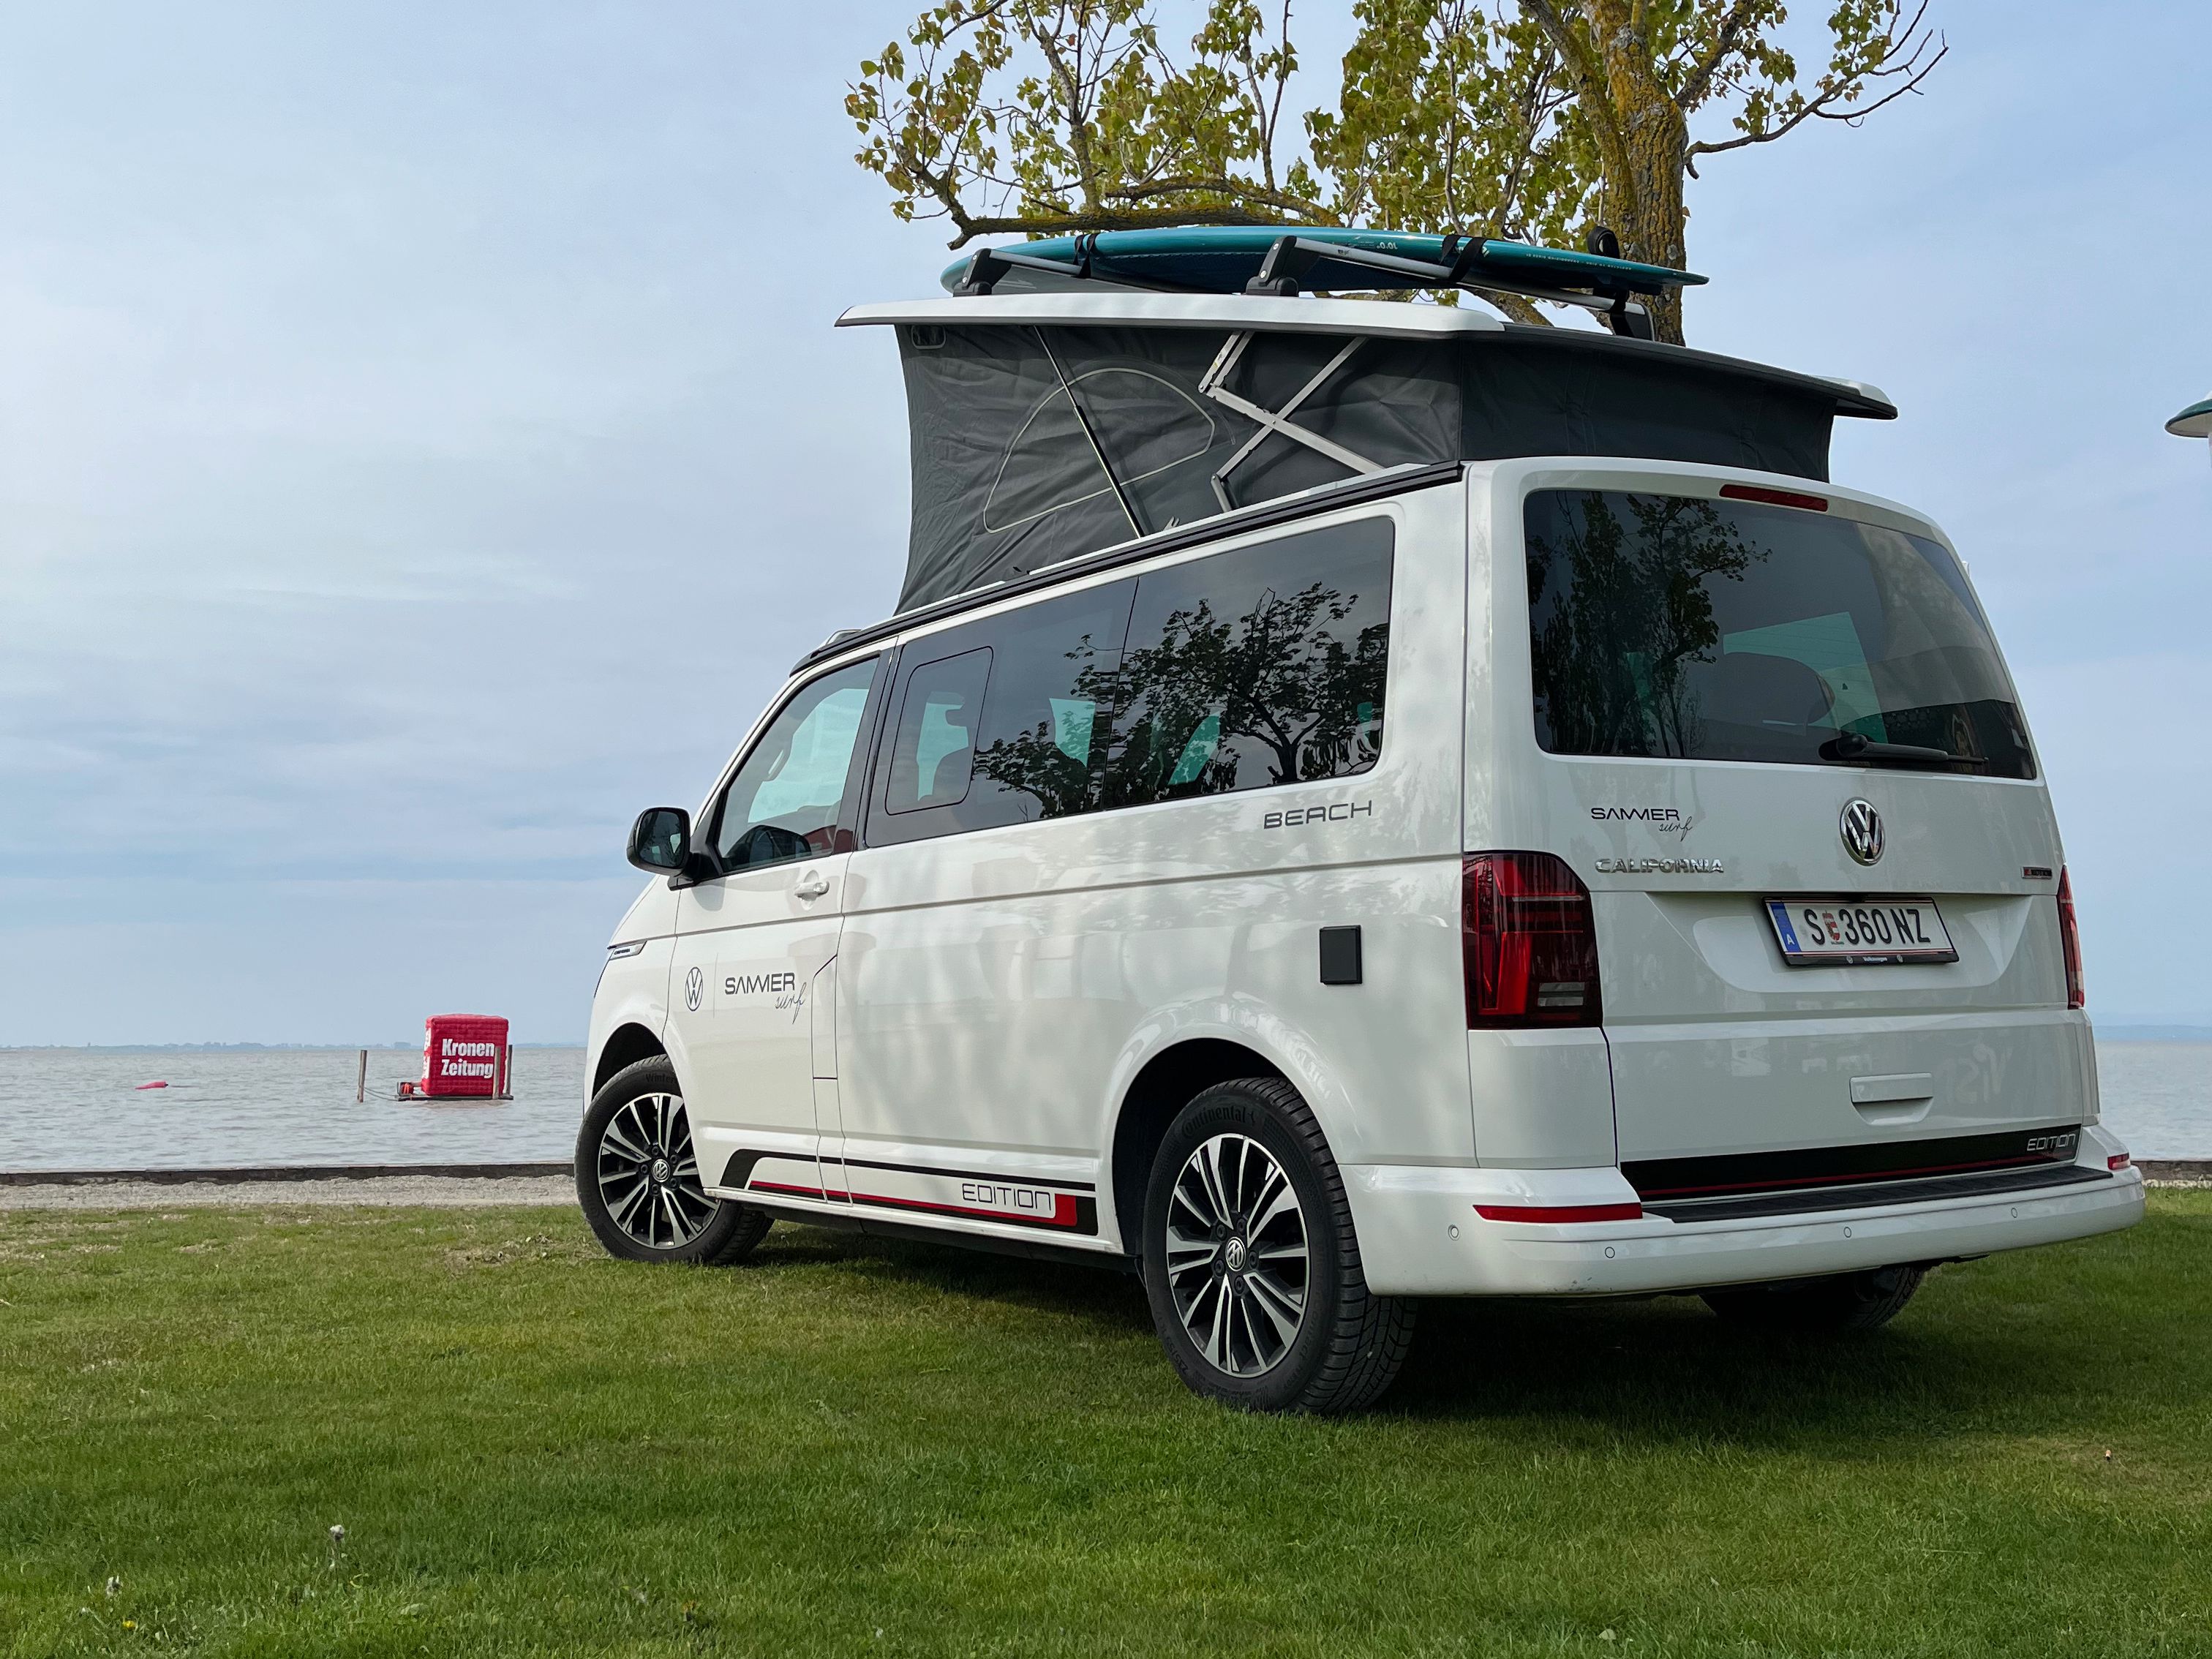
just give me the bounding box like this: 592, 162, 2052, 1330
793, 870, 831, 901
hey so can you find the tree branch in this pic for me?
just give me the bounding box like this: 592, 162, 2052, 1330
944, 203, 1298, 248
1107, 176, 1328, 215
1685, 23, 1946, 173
1674, 0, 1763, 112
1471, 286, 1551, 326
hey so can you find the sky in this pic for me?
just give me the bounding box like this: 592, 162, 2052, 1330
1, 1, 2207, 1045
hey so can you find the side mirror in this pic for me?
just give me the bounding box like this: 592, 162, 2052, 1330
626, 807, 693, 875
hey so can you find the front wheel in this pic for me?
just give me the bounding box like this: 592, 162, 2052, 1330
575, 1057, 772, 1265
1141, 1077, 1415, 1413
1701, 1265, 1925, 1331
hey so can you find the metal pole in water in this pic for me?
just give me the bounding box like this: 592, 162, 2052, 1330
356, 1049, 367, 1104
503, 1043, 515, 1099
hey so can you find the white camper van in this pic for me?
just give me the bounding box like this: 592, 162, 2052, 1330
579, 230, 2140, 1413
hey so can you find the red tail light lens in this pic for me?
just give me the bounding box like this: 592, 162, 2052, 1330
2057, 865, 2085, 1009
1464, 851, 1602, 1027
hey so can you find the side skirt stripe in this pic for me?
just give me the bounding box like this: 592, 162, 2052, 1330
746, 1173, 1097, 1234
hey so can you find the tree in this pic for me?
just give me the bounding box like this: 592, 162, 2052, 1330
847, 0, 1944, 342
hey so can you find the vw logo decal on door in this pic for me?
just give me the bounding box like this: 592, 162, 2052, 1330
684, 966, 704, 1012
1840, 799, 1884, 865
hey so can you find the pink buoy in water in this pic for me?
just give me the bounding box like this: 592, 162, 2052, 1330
135, 1080, 169, 1091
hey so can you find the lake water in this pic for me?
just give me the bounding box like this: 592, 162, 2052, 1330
0, 1047, 587, 1173
0, 1039, 2205, 1173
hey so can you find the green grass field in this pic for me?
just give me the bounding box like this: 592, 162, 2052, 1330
3, 1193, 2208, 1658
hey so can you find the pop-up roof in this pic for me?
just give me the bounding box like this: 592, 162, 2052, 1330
840, 229, 1895, 614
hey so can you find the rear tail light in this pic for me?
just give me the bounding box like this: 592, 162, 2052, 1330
2057, 866, 2085, 1009
1464, 851, 1602, 1027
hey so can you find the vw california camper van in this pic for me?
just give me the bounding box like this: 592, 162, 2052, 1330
578, 231, 2140, 1412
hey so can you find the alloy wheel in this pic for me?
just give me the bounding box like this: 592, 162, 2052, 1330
1165, 1131, 1310, 1375
595, 1091, 715, 1249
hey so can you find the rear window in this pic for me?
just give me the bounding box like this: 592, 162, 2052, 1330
1524, 489, 2036, 779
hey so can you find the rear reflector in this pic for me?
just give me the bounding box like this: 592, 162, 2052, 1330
1474, 1202, 1644, 1223
1718, 482, 1829, 512
2109, 1153, 2131, 1172
2058, 866, 2085, 1009
1464, 851, 1603, 1027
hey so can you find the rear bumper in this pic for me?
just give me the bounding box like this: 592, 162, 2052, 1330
1345, 1124, 2144, 1297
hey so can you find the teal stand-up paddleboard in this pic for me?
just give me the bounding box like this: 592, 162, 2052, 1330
939, 225, 1704, 339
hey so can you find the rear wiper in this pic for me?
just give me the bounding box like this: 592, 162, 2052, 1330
1819, 731, 1960, 766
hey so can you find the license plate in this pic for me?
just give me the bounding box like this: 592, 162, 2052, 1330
1766, 897, 1957, 966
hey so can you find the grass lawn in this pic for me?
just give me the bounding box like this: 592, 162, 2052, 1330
2, 1194, 2208, 1658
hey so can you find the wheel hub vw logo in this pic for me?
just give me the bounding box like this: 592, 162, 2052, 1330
1840, 799, 1884, 865
684, 966, 704, 1012
1223, 1236, 1248, 1273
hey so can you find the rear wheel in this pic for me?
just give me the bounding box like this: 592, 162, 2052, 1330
1701, 1265, 1925, 1331
575, 1057, 772, 1265
1141, 1077, 1414, 1413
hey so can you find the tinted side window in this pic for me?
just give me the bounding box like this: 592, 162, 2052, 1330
1103, 517, 1393, 808
870, 581, 1135, 845
884, 648, 989, 813
709, 655, 882, 872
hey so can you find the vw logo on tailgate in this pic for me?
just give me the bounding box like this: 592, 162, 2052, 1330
1840, 799, 1885, 865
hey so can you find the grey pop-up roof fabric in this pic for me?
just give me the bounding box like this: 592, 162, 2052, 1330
895, 322, 1838, 612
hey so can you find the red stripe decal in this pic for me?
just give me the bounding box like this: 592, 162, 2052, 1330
848, 1189, 1080, 1229
749, 1178, 1077, 1229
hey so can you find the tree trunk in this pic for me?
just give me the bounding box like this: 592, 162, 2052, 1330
1577, 1, 1693, 344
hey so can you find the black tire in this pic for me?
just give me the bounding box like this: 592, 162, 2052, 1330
575, 1057, 772, 1265
1141, 1077, 1415, 1414
1701, 1264, 1925, 1332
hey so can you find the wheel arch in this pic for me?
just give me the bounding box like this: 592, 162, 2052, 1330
1107, 1037, 1290, 1257
592, 1022, 669, 1096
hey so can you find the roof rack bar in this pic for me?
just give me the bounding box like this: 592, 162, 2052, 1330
1232, 234, 1654, 336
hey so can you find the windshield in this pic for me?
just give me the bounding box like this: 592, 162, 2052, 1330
1524, 489, 2036, 779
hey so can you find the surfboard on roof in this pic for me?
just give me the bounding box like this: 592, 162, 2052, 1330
839, 224, 1892, 614
938, 225, 1705, 306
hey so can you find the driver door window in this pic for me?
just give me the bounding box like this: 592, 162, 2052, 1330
710, 657, 882, 873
